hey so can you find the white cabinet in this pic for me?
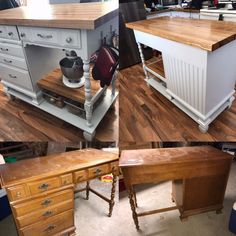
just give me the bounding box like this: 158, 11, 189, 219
147, 10, 199, 19
0, 25, 19, 40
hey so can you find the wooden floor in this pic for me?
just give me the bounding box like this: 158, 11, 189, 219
119, 63, 236, 142
0, 84, 118, 142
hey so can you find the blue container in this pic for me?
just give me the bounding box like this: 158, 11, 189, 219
229, 202, 236, 234
0, 189, 11, 221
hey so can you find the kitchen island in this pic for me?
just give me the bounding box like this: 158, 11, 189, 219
126, 17, 236, 132
0, 3, 118, 140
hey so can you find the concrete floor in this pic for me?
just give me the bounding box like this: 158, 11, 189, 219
0, 162, 235, 236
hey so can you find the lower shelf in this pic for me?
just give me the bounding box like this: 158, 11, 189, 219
6, 87, 118, 136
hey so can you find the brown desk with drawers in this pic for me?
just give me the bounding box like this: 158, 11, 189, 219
119, 146, 232, 230
0, 148, 119, 236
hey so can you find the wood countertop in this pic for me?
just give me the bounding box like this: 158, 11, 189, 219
0, 2, 118, 29
119, 146, 232, 167
126, 17, 236, 51
0, 148, 118, 187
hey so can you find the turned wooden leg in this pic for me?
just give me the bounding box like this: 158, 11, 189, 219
86, 181, 90, 200
83, 58, 93, 127
108, 174, 117, 217
132, 186, 138, 208
128, 186, 140, 230
137, 42, 148, 80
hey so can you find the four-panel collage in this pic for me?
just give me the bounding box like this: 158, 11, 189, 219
0, 0, 235, 236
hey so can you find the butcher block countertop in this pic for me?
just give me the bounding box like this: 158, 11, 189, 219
0, 2, 118, 29
126, 17, 236, 51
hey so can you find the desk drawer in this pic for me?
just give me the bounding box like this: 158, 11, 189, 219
0, 25, 19, 40
19, 209, 74, 236
18, 26, 81, 49
27, 177, 61, 196
7, 185, 28, 202
12, 189, 73, 217
0, 63, 33, 91
88, 164, 109, 179
73, 170, 87, 183
0, 42, 24, 58
0, 53, 28, 70
16, 199, 73, 228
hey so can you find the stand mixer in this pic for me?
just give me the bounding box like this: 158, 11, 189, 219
59, 50, 85, 88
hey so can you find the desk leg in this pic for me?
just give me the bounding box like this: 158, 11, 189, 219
128, 186, 139, 230
86, 181, 90, 200
137, 42, 148, 80
132, 186, 138, 208
83, 58, 93, 128
108, 174, 117, 217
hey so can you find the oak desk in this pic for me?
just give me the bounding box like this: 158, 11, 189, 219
119, 146, 232, 230
0, 148, 119, 236
126, 17, 236, 133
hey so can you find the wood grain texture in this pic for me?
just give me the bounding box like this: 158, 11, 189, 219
126, 17, 236, 51
0, 148, 118, 187
119, 63, 236, 142
0, 2, 118, 29
38, 68, 101, 103
0, 84, 118, 142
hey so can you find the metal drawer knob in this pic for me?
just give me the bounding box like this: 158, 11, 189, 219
38, 183, 49, 190
9, 74, 17, 79
41, 199, 52, 206
44, 224, 56, 232
94, 168, 102, 175
66, 37, 72, 43
42, 210, 53, 217
20, 33, 26, 38
8, 32, 13, 36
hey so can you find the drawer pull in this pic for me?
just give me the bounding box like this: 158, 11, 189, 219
94, 168, 102, 175
4, 59, 12, 63
41, 199, 52, 206
38, 183, 49, 190
37, 33, 53, 39
8, 32, 13, 36
44, 224, 56, 233
16, 192, 21, 198
0, 31, 2, 33
42, 210, 53, 217
9, 74, 17, 79
66, 37, 72, 43
0, 47, 8, 52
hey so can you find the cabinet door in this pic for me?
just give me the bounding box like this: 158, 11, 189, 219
222, 14, 236, 22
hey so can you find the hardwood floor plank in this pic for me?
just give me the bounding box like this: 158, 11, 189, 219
119, 63, 236, 142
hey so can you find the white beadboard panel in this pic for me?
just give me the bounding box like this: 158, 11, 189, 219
164, 53, 207, 115
205, 39, 236, 116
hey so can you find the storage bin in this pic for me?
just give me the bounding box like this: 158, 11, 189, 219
0, 189, 11, 221
229, 202, 236, 234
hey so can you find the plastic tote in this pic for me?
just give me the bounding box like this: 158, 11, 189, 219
229, 202, 236, 234
0, 189, 11, 221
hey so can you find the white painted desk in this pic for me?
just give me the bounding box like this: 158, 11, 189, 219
0, 3, 118, 140
126, 17, 236, 132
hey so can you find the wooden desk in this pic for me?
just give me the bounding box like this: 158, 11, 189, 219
119, 146, 232, 230
0, 148, 119, 236
126, 17, 236, 133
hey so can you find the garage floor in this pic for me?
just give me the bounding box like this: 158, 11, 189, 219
0, 162, 235, 236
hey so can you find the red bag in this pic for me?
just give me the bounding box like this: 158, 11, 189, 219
92, 46, 118, 88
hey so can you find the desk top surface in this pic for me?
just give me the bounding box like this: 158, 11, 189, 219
0, 148, 118, 187
0, 3, 118, 29
119, 146, 232, 167
126, 17, 236, 51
